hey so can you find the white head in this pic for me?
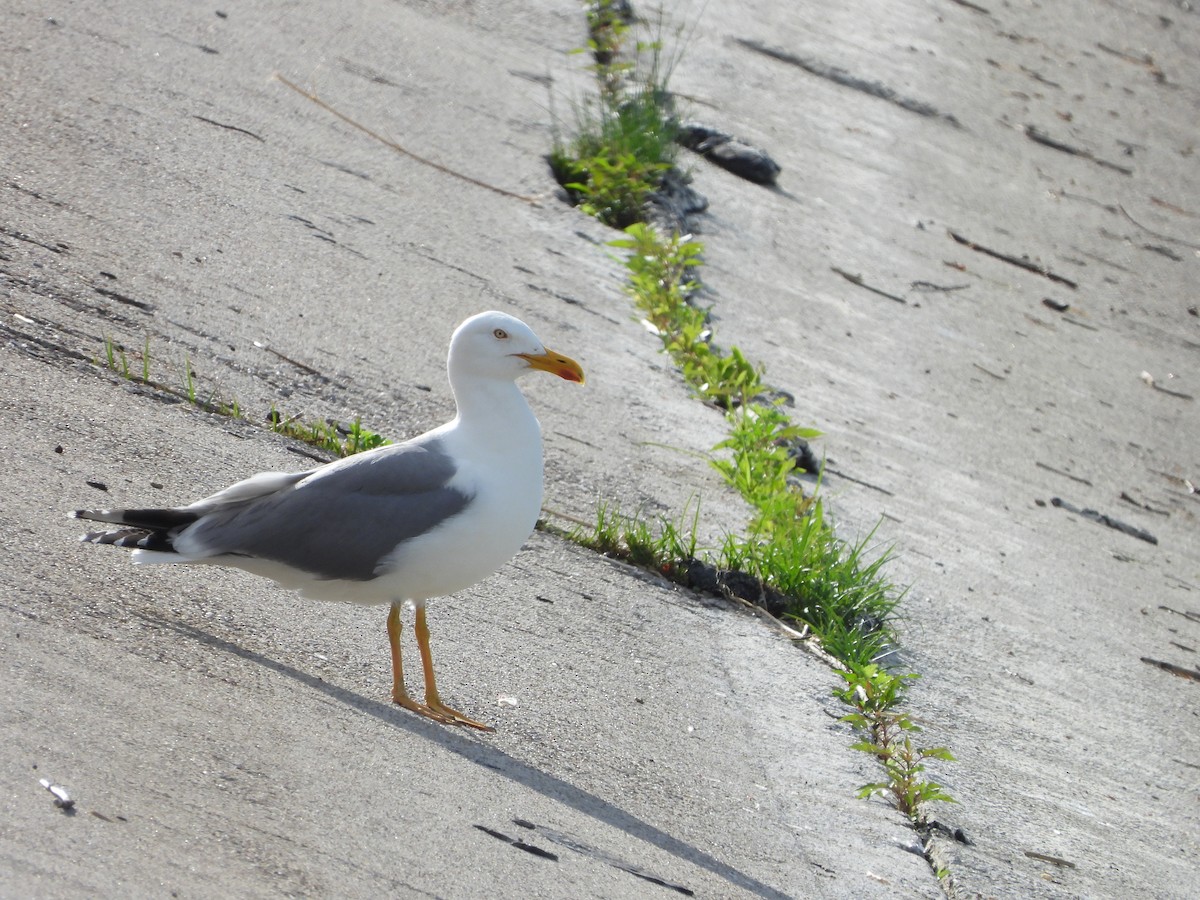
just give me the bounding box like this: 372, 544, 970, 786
447, 311, 584, 385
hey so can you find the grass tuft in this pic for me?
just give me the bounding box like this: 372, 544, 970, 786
268, 406, 391, 458
570, 498, 699, 577
97, 333, 389, 460
550, 4, 681, 228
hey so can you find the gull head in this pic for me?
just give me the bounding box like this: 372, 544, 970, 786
448, 311, 584, 385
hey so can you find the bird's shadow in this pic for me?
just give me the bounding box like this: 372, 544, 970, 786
137, 610, 792, 900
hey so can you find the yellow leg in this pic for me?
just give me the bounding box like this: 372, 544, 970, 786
387, 604, 425, 715
414, 606, 492, 731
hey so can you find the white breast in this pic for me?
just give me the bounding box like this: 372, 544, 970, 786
368, 387, 545, 605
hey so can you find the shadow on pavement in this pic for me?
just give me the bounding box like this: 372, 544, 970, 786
139, 611, 793, 900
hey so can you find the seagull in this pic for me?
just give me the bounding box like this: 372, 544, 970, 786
72, 311, 584, 730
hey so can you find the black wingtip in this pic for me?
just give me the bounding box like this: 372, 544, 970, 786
70, 507, 199, 530
73, 506, 195, 555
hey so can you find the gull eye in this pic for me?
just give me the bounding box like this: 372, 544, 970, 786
493, 328, 508, 340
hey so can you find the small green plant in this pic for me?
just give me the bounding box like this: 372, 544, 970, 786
550, 5, 681, 228
344, 417, 391, 454
612, 223, 702, 326
268, 406, 392, 458
103, 334, 132, 379
96, 333, 388, 460
205, 394, 242, 420
713, 401, 819, 506
583, 0, 634, 85
570, 498, 700, 578
551, 91, 677, 228
581, 498, 625, 556
101, 333, 153, 384
834, 663, 956, 822
606, 221, 903, 667
181, 354, 196, 405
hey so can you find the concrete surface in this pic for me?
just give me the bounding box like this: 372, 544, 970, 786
1, 1, 1196, 898
672, 2, 1199, 897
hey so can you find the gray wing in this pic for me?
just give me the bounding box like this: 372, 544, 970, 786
178, 437, 472, 581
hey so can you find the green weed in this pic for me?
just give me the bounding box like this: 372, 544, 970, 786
604, 222, 905, 661
577, 0, 956, 832
344, 417, 391, 454
103, 333, 132, 379
593, 201, 951, 818
181, 354, 196, 405
585, 1, 630, 60
550, 90, 677, 228
568, 498, 701, 583
97, 333, 388, 460
834, 663, 957, 821
714, 401, 820, 505
268, 405, 391, 458
550, 5, 681, 228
